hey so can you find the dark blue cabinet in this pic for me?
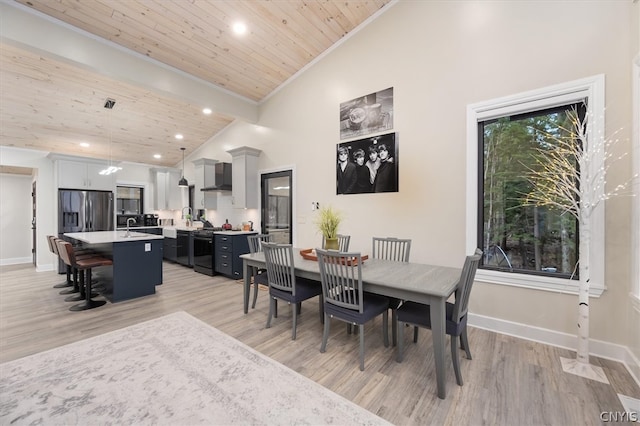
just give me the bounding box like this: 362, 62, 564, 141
214, 233, 255, 279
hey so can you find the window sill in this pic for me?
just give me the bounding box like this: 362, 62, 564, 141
476, 269, 605, 297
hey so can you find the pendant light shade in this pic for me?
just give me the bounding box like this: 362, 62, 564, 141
178, 147, 188, 187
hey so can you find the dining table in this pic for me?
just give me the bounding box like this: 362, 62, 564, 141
240, 249, 462, 399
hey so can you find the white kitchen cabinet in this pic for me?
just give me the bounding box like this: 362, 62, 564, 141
227, 147, 261, 209
56, 159, 114, 191
193, 158, 218, 209
152, 168, 182, 210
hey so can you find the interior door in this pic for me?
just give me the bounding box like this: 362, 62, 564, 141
261, 170, 292, 244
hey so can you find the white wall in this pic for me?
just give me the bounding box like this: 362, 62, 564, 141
0, 147, 56, 270
0, 173, 32, 264
197, 1, 636, 356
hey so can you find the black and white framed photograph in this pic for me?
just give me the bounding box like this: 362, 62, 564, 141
336, 132, 398, 195
339, 87, 393, 140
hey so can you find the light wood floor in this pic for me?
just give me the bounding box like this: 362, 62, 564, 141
1, 262, 638, 425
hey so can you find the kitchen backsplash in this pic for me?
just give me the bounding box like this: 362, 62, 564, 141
156, 191, 259, 230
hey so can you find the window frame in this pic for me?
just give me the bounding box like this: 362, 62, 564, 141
632, 54, 640, 311
466, 75, 605, 296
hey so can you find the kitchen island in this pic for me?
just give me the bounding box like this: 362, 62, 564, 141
64, 231, 164, 302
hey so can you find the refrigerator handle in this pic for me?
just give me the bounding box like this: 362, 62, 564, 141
88, 198, 92, 230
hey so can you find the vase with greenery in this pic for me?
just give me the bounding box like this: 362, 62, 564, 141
315, 206, 342, 250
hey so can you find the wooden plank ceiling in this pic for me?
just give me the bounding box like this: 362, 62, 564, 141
1, 0, 391, 168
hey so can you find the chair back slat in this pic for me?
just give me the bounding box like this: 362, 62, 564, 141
451, 248, 483, 323
337, 235, 351, 252
262, 242, 296, 295
55, 240, 77, 267
321, 234, 351, 251
317, 249, 363, 313
248, 234, 274, 254
372, 237, 411, 262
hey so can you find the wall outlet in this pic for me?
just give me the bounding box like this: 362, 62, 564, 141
311, 202, 319, 211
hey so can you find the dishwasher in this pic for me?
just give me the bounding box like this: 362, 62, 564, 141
176, 230, 192, 267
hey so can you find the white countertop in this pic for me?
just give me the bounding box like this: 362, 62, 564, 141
214, 231, 258, 235
116, 226, 162, 230
161, 226, 258, 238
65, 231, 164, 244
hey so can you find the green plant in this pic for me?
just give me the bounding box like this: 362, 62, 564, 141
314, 206, 342, 239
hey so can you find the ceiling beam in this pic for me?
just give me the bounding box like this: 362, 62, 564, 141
0, 0, 258, 123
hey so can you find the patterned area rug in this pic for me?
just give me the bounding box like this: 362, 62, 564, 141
0, 311, 389, 425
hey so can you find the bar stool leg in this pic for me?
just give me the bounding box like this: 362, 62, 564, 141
70, 268, 106, 311
64, 270, 83, 302
64, 267, 98, 302
58, 266, 80, 295
53, 265, 73, 288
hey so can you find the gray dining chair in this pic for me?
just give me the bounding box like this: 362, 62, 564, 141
395, 248, 482, 386
321, 234, 351, 251
262, 242, 323, 340
371, 236, 412, 345
247, 233, 274, 309
316, 248, 390, 371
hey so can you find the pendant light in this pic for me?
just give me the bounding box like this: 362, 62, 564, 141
99, 98, 122, 175
178, 147, 188, 187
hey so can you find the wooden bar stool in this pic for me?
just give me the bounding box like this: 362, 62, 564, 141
56, 240, 111, 311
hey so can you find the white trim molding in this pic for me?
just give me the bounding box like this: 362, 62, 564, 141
0, 257, 32, 266
468, 313, 640, 388
466, 75, 606, 296
631, 293, 640, 314
631, 54, 640, 304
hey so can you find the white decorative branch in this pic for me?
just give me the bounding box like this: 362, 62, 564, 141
525, 106, 635, 379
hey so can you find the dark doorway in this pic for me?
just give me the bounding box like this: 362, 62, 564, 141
261, 170, 293, 244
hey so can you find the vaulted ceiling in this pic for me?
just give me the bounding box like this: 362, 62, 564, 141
0, 0, 392, 168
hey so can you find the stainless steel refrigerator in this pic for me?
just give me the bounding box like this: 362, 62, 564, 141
58, 189, 114, 272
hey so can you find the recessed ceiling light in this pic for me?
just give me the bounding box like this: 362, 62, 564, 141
175, 134, 184, 140
80, 142, 90, 147
233, 22, 247, 35
202, 107, 212, 115
153, 154, 162, 159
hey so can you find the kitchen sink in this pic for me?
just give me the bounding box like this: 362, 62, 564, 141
163, 227, 177, 238
120, 233, 153, 239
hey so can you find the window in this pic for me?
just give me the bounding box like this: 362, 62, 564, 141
466, 75, 605, 296
479, 104, 585, 280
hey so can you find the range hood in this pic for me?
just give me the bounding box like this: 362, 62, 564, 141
201, 162, 232, 191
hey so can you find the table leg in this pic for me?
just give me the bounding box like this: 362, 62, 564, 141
431, 297, 447, 399
242, 261, 250, 314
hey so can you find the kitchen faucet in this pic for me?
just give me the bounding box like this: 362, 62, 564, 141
126, 217, 136, 237
182, 206, 193, 227
182, 206, 192, 219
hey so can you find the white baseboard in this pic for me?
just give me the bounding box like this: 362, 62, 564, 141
36, 263, 56, 272
468, 313, 640, 388
0, 257, 32, 266
0, 258, 56, 272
